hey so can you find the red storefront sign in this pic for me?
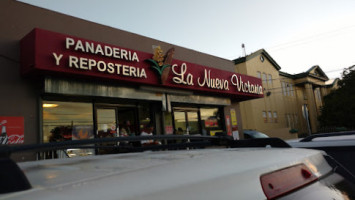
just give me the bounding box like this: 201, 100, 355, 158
21, 28, 263, 100
0, 117, 24, 145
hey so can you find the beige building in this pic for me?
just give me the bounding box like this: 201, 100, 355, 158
234, 49, 338, 139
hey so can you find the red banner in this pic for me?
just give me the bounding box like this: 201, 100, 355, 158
0, 117, 24, 145
21, 28, 263, 100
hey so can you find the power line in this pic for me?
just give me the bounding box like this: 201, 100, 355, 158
267, 24, 355, 52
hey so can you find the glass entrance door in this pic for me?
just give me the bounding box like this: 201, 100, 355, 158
173, 108, 201, 135
186, 111, 200, 135
96, 108, 118, 138
95, 106, 138, 138
117, 108, 137, 137
95, 107, 118, 154
95, 105, 139, 154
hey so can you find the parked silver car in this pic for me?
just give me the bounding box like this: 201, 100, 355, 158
1, 136, 355, 199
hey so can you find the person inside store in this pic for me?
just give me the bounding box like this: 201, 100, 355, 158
172, 127, 184, 145
176, 127, 184, 135
120, 120, 133, 137
140, 123, 161, 146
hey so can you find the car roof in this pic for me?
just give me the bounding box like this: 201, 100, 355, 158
3, 148, 329, 200
290, 139, 355, 148
288, 131, 355, 148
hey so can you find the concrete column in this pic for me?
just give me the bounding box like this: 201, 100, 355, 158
305, 83, 318, 133
224, 102, 244, 139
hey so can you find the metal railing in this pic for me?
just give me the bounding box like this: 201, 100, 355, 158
300, 131, 355, 142
0, 135, 291, 160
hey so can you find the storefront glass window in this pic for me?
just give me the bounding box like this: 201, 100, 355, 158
174, 111, 187, 135
96, 108, 117, 138
187, 112, 199, 135
200, 108, 222, 136
43, 101, 94, 143
200, 108, 220, 128
173, 107, 222, 136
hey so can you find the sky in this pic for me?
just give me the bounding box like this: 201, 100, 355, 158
19, 0, 355, 79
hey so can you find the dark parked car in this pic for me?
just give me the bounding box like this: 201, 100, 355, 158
287, 131, 355, 175
233, 129, 269, 139
244, 129, 269, 139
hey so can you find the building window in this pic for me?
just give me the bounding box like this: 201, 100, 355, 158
268, 111, 273, 123
286, 83, 290, 96
268, 74, 272, 87
43, 101, 94, 143
290, 84, 294, 96
262, 111, 267, 123
256, 71, 261, 79
282, 82, 287, 96
286, 114, 291, 127
273, 112, 278, 123
262, 73, 267, 86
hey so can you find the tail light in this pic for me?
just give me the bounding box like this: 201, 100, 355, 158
260, 163, 317, 199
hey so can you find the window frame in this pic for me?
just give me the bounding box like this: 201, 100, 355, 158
268, 74, 272, 87
262, 111, 267, 123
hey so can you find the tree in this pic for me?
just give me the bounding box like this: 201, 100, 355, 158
319, 66, 355, 129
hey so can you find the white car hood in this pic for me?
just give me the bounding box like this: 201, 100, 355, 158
3, 148, 330, 200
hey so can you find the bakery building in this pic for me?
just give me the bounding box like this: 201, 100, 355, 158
1, 1, 263, 161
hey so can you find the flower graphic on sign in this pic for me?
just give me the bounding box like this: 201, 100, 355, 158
146, 46, 175, 84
